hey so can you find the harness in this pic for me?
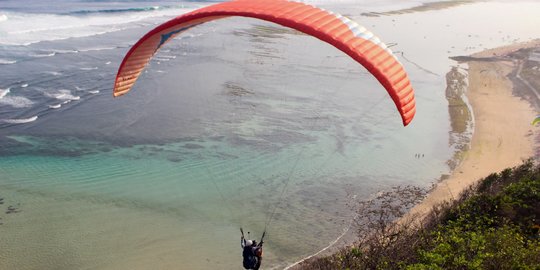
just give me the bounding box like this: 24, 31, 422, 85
242, 247, 259, 269
241, 228, 265, 270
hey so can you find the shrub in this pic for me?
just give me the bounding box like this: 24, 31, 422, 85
299, 160, 540, 270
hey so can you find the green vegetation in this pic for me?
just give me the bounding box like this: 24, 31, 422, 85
300, 160, 540, 270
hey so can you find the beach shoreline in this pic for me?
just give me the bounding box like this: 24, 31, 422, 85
289, 40, 540, 269
404, 40, 540, 222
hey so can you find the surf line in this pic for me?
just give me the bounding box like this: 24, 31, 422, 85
283, 214, 357, 270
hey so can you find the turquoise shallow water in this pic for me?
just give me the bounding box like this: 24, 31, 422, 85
2, 1, 540, 269
0, 129, 441, 269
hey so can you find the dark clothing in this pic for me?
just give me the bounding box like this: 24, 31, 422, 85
241, 239, 262, 270
242, 246, 259, 269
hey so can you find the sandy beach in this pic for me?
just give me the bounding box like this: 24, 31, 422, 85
405, 41, 540, 221
287, 39, 540, 270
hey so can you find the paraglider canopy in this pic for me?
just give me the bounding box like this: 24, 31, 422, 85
113, 0, 416, 126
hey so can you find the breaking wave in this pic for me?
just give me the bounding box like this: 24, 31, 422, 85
44, 71, 62, 76
0, 88, 10, 99
69, 6, 166, 15
0, 59, 17, 65
1, 116, 38, 124
46, 89, 80, 101
80, 67, 98, 71
0, 5, 201, 46
30, 52, 57, 57
0, 95, 34, 108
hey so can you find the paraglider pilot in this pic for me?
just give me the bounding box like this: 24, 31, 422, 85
240, 228, 263, 270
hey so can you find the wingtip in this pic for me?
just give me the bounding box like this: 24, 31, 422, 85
113, 90, 126, 98
402, 107, 416, 126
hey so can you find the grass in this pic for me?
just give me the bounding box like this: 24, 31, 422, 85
298, 159, 540, 270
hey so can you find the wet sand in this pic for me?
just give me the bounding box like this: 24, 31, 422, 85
405, 41, 540, 221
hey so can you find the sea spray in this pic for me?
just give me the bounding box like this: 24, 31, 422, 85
0, 88, 10, 98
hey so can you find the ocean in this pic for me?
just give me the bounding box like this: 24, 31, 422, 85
1, 0, 539, 269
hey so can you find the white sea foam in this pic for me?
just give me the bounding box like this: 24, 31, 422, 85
66, 95, 80, 101
30, 52, 56, 57
48, 104, 62, 109
0, 59, 17, 65
80, 67, 98, 71
89, 90, 100, 94
0, 95, 34, 108
0, 6, 202, 46
181, 33, 203, 40
2, 116, 38, 124
0, 88, 10, 98
51, 49, 79, 54
105, 61, 111, 65
45, 71, 62, 76
154, 55, 176, 62
78, 46, 117, 52
21, 83, 28, 88
46, 89, 80, 101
